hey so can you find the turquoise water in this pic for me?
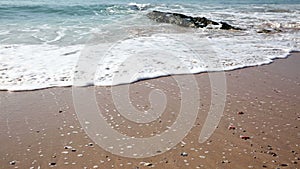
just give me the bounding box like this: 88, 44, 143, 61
0, 0, 299, 90
1, 0, 299, 45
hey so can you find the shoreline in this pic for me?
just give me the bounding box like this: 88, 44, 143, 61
0, 52, 299, 168
1, 51, 299, 93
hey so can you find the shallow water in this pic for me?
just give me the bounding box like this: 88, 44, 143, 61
0, 0, 299, 90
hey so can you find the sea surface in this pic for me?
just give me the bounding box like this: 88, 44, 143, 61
0, 0, 299, 91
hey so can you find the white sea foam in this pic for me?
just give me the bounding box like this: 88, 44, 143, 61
0, 31, 297, 91
0, 45, 81, 91
128, 3, 152, 11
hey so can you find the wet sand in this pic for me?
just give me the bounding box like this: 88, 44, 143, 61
0, 52, 299, 169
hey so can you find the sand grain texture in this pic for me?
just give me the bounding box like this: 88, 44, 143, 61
0, 52, 299, 169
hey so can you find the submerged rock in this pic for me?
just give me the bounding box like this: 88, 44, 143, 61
257, 28, 282, 34
147, 11, 244, 30
220, 22, 244, 30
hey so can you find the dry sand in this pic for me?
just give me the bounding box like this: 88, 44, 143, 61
0, 52, 299, 169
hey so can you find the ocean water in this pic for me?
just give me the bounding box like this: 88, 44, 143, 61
0, 0, 299, 91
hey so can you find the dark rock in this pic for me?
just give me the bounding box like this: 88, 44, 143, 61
238, 111, 244, 115
279, 163, 288, 167
147, 11, 243, 30
49, 162, 56, 166
220, 22, 244, 30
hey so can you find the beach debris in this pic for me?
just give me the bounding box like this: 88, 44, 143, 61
71, 148, 77, 152
88, 143, 94, 147
238, 111, 244, 115
147, 11, 244, 30
240, 135, 250, 140
140, 162, 153, 166
9, 160, 16, 165
77, 154, 83, 157
279, 163, 288, 167
228, 124, 236, 130
267, 145, 273, 150
180, 141, 186, 147
222, 160, 230, 163
181, 152, 188, 157
64, 146, 72, 149
265, 151, 278, 157
49, 162, 56, 166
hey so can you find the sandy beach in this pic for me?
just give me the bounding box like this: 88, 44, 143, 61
0, 52, 299, 169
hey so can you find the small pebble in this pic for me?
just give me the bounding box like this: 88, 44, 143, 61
240, 135, 250, 140
140, 162, 152, 166
238, 111, 244, 115
9, 161, 16, 165
228, 125, 236, 130
181, 152, 188, 157
64, 146, 72, 149
49, 162, 56, 166
222, 160, 230, 163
